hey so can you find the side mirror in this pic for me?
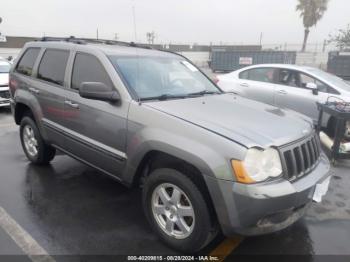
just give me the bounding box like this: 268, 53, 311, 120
306, 82, 318, 95
79, 82, 120, 102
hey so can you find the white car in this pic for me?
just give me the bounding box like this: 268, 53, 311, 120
217, 64, 350, 135
0, 60, 11, 108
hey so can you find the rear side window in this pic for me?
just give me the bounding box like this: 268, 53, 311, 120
240, 68, 276, 83
239, 70, 249, 80
71, 53, 113, 90
38, 49, 69, 86
16, 48, 40, 76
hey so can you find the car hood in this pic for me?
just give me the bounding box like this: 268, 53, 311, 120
146, 93, 314, 148
0, 73, 9, 86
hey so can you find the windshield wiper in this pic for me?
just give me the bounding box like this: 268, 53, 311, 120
140, 94, 187, 101
186, 90, 221, 97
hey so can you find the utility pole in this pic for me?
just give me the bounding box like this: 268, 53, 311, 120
0, 17, 2, 35
132, 6, 137, 42
259, 32, 263, 46
323, 39, 327, 53
96, 28, 99, 40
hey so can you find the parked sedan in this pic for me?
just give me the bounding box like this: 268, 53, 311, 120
0, 60, 11, 108
217, 64, 350, 135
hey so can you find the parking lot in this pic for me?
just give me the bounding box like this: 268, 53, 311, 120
0, 107, 349, 261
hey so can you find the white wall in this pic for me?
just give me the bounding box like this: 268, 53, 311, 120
295, 52, 329, 70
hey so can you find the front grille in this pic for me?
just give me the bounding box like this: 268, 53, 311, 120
0, 90, 10, 99
280, 134, 321, 181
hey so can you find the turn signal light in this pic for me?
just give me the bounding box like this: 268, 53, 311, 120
231, 160, 255, 184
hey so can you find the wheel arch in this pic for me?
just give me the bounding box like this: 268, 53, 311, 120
131, 150, 219, 228
14, 102, 34, 125
14, 98, 48, 141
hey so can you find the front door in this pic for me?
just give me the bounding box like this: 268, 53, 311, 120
63, 52, 128, 178
274, 69, 329, 123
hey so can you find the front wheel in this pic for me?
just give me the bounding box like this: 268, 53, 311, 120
143, 168, 215, 253
20, 116, 56, 165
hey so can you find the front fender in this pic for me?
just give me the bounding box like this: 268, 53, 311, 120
123, 126, 243, 185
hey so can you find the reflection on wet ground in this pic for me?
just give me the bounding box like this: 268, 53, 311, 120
0, 112, 349, 256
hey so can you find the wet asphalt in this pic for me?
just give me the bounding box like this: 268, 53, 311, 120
0, 107, 350, 260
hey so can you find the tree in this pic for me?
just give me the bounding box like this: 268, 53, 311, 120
328, 25, 350, 50
296, 0, 329, 52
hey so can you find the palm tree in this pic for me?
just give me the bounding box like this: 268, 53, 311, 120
296, 0, 329, 52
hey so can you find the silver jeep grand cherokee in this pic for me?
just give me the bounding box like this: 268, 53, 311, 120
9, 38, 331, 253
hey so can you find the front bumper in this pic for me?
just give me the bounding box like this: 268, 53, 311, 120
0, 87, 10, 107
205, 152, 331, 236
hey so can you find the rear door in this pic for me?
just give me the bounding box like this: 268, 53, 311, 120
237, 67, 278, 105
62, 52, 128, 178
34, 48, 70, 145
274, 69, 329, 123
13, 47, 68, 145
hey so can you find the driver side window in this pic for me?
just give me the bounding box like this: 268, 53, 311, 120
71, 53, 113, 90
277, 69, 299, 87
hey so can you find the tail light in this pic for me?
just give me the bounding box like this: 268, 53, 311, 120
213, 76, 220, 84
9, 77, 18, 95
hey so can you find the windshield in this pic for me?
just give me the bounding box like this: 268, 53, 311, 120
0, 63, 11, 73
307, 68, 350, 92
109, 56, 221, 100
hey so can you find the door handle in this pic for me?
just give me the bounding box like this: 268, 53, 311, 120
29, 87, 40, 94
65, 100, 80, 109
278, 90, 288, 95
240, 83, 249, 87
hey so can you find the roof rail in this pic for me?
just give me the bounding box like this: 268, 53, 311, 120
38, 36, 153, 50
39, 36, 86, 44
82, 38, 153, 49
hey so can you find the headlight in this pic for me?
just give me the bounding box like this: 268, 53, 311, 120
231, 147, 282, 184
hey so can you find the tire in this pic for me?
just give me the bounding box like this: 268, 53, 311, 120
20, 116, 56, 165
143, 168, 214, 253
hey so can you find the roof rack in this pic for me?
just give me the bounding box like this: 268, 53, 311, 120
39, 36, 86, 44
38, 36, 153, 49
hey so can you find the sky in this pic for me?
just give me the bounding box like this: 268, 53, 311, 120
0, 0, 349, 45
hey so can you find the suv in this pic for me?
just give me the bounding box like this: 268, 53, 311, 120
9, 38, 331, 253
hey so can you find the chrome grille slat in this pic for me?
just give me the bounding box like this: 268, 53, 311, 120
308, 141, 315, 164
297, 146, 305, 174
312, 137, 319, 158
280, 134, 321, 181
289, 150, 298, 177
303, 143, 311, 170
